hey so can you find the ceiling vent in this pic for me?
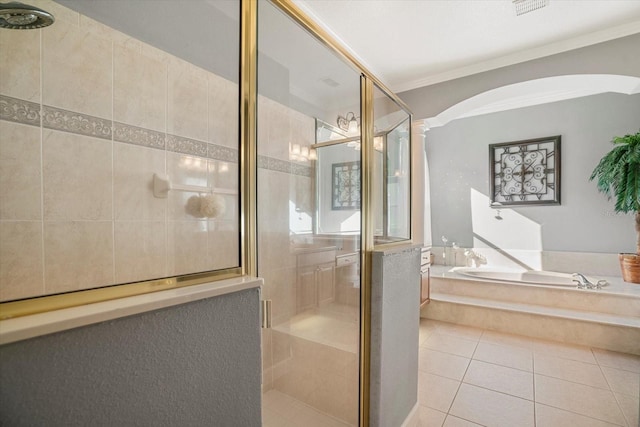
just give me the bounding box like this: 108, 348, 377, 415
320, 77, 340, 88
513, 0, 549, 16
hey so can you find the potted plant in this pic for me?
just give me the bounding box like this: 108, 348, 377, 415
590, 130, 640, 283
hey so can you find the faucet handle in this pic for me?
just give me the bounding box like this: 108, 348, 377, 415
572, 278, 585, 289
572, 273, 591, 289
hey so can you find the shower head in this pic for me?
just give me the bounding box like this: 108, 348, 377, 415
0, 2, 54, 29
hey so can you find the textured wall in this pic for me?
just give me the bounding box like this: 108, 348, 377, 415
0, 289, 261, 427
370, 246, 421, 427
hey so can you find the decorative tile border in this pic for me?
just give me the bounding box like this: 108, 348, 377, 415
43, 106, 112, 140
114, 122, 165, 150
167, 134, 208, 158
208, 143, 238, 163
0, 94, 311, 178
0, 95, 40, 127
258, 155, 311, 177
291, 162, 312, 177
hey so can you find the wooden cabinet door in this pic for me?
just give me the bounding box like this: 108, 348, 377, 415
317, 263, 335, 305
297, 267, 316, 312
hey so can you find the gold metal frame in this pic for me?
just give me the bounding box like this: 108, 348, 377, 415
0, 0, 255, 320
240, 0, 258, 277
360, 76, 375, 427
0, 268, 242, 320
268, 0, 412, 114
262, 4, 413, 423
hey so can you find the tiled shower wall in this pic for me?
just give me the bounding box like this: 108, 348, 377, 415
0, 0, 240, 301
254, 95, 360, 426
257, 94, 315, 392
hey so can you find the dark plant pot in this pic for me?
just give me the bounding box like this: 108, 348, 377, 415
619, 253, 640, 284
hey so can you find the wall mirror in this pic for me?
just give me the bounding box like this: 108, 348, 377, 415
373, 85, 412, 243
314, 133, 362, 235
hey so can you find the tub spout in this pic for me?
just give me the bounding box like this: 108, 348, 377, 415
572, 273, 595, 289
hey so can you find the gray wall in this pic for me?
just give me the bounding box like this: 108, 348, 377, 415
0, 289, 262, 427
426, 92, 640, 254
370, 246, 421, 427
399, 33, 640, 120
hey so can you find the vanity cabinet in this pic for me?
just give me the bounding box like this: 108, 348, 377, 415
335, 252, 360, 307
295, 247, 336, 312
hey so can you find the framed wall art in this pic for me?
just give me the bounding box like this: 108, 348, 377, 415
489, 136, 561, 207
331, 161, 360, 210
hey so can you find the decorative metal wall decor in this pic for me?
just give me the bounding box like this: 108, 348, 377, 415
489, 136, 561, 206
332, 161, 361, 210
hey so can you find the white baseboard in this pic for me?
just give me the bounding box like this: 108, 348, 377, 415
401, 402, 420, 427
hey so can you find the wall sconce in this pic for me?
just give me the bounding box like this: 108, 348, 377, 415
373, 136, 384, 152
346, 136, 384, 152
337, 112, 359, 134
289, 143, 315, 162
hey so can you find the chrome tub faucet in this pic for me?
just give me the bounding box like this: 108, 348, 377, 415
572, 273, 608, 290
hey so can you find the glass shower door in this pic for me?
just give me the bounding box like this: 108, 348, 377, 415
257, 1, 362, 425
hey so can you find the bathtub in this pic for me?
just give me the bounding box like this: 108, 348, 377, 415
453, 267, 592, 287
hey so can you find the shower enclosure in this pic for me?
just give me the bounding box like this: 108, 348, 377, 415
1, 1, 413, 425
257, 2, 362, 424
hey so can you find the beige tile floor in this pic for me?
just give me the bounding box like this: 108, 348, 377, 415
418, 319, 640, 427
262, 318, 639, 427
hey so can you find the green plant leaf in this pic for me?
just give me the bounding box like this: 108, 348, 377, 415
591, 130, 640, 213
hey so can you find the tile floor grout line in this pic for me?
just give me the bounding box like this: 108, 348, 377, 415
535, 401, 629, 427
470, 356, 534, 374
443, 330, 482, 419
592, 346, 633, 427
533, 371, 616, 392
421, 321, 637, 427
420, 346, 472, 359
459, 381, 535, 403
532, 353, 537, 427
421, 346, 476, 359
447, 413, 489, 427
533, 400, 629, 427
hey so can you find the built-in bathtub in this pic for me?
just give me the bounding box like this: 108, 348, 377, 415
423, 265, 640, 355
453, 267, 595, 287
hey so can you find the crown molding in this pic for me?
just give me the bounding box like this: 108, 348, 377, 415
394, 20, 640, 94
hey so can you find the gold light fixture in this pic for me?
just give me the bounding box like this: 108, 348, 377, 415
347, 136, 384, 152
289, 143, 316, 161
337, 112, 359, 134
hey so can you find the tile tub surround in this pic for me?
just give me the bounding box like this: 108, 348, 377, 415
422, 266, 640, 355
256, 90, 320, 421
416, 319, 640, 427
431, 247, 623, 277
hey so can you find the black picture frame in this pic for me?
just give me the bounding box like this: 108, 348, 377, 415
489, 136, 561, 207
331, 161, 361, 210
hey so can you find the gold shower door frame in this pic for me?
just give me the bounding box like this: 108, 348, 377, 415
262, 2, 413, 425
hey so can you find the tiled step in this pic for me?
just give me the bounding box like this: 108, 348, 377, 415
430, 292, 640, 329
430, 272, 640, 318
422, 294, 640, 355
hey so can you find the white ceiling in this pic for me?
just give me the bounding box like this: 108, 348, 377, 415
293, 0, 640, 93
